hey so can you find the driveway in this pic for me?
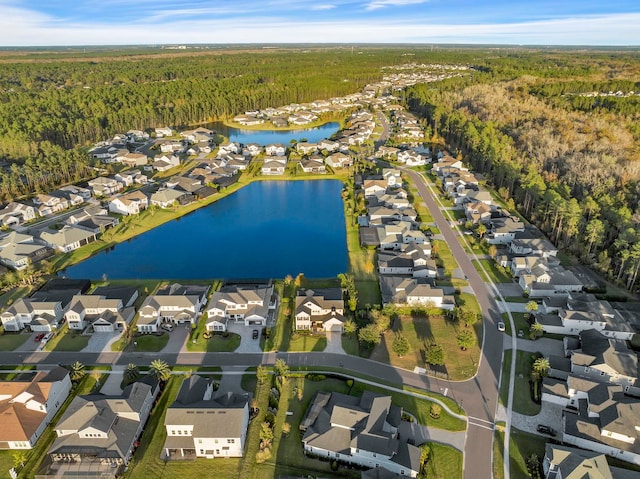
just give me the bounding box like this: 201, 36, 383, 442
324, 331, 345, 354
100, 367, 124, 395
506, 337, 565, 357
511, 401, 565, 439
227, 322, 262, 353
217, 366, 253, 396
160, 325, 189, 353
83, 332, 122, 353
15, 332, 43, 352
398, 421, 466, 451
495, 283, 525, 298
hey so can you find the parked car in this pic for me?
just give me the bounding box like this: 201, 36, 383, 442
34, 333, 45, 342
537, 424, 557, 436
161, 323, 174, 332
252, 329, 259, 340
497, 321, 506, 332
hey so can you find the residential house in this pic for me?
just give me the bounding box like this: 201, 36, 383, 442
379, 277, 454, 310
541, 376, 640, 466
296, 142, 318, 155
126, 130, 149, 142
464, 202, 492, 224
206, 284, 275, 331
542, 443, 637, 479
0, 298, 64, 332
163, 376, 249, 459
299, 158, 326, 174
376, 221, 428, 250
150, 188, 186, 208
487, 216, 525, 245
363, 179, 388, 198
378, 246, 436, 279
39, 225, 97, 253
0, 232, 52, 270
382, 169, 402, 188
46, 378, 159, 477
566, 329, 638, 386
152, 154, 180, 172
34, 194, 69, 217
115, 169, 147, 187
137, 292, 205, 332
119, 152, 148, 168
159, 141, 184, 154
226, 155, 251, 171
65, 295, 135, 333
50, 189, 84, 207
509, 235, 558, 258
0, 367, 72, 450
368, 206, 417, 223
265, 144, 286, 156
431, 156, 465, 176
325, 152, 352, 169
318, 139, 340, 152
520, 267, 583, 298
109, 190, 149, 216
261, 156, 287, 175
87, 176, 123, 197
397, 150, 426, 166
377, 146, 399, 159
60, 185, 92, 201
0, 202, 38, 226
155, 126, 173, 137
65, 207, 119, 234
181, 128, 214, 142
294, 288, 345, 332
301, 391, 421, 477
243, 143, 262, 157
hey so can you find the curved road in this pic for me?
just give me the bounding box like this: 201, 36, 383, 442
1, 165, 504, 479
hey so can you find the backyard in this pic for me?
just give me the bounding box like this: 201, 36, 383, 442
499, 349, 541, 416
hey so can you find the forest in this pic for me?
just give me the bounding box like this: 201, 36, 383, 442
0, 45, 639, 290
405, 52, 640, 292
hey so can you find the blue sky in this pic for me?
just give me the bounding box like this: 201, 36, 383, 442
1, 0, 638, 46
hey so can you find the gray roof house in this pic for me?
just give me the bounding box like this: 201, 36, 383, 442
45, 377, 159, 478
137, 293, 205, 332
543, 443, 637, 479
64, 295, 136, 333
1, 298, 64, 332
295, 288, 345, 332
0, 231, 52, 270
163, 375, 249, 459
301, 391, 421, 477
38, 225, 97, 253
150, 188, 186, 208
206, 284, 275, 331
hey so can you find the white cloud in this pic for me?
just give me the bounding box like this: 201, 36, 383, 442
365, 0, 426, 11
311, 4, 336, 10
0, 4, 638, 46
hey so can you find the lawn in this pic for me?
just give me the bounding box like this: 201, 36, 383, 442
0, 331, 29, 351
350, 382, 466, 432
0, 286, 31, 309
425, 443, 463, 479
204, 332, 241, 352
499, 349, 541, 415
341, 332, 360, 355
509, 429, 548, 479
493, 429, 505, 479
49, 331, 90, 352
372, 312, 480, 381
265, 281, 292, 352
288, 332, 327, 352
432, 239, 458, 273
473, 258, 512, 284
133, 333, 170, 352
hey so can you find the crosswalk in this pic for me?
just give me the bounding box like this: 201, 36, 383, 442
467, 416, 496, 431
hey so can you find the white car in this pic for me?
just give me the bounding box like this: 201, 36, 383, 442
497, 321, 506, 332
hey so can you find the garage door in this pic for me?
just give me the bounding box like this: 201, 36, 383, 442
94, 325, 113, 332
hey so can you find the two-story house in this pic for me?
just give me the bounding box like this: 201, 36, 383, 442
163, 375, 249, 459
295, 288, 345, 332
1, 298, 64, 332
206, 284, 276, 331
65, 295, 135, 333
108, 190, 149, 216
0, 367, 71, 450
137, 287, 207, 332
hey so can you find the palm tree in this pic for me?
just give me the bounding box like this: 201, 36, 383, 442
69, 361, 86, 382
149, 359, 172, 382
525, 300, 538, 316
532, 357, 550, 378
124, 363, 140, 384
530, 322, 544, 339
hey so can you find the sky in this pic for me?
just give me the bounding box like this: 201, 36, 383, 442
0, 0, 639, 46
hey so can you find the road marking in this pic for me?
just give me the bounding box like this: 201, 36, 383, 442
468, 416, 494, 425
467, 420, 495, 431
443, 388, 448, 397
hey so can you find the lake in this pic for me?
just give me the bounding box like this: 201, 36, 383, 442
208, 121, 340, 146
62, 180, 348, 280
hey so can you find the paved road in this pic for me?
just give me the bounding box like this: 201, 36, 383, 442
399, 167, 504, 479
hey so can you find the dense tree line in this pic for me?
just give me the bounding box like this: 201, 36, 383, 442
406, 66, 640, 291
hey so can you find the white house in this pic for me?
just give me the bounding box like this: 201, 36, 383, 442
265, 143, 286, 156
0, 202, 38, 226
163, 376, 249, 459
108, 190, 149, 216
261, 156, 287, 176
137, 294, 205, 332
294, 288, 345, 332
0, 298, 64, 332
65, 295, 135, 333
39, 225, 97, 253
206, 284, 276, 331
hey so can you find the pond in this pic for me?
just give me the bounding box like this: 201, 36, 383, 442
208, 121, 340, 146
61, 180, 348, 280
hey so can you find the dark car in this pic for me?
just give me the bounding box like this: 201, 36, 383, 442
537, 424, 557, 436
252, 329, 259, 340
35, 333, 45, 342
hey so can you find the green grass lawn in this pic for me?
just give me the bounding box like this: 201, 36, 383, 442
0, 286, 31, 309
493, 429, 505, 479
265, 281, 292, 352
134, 333, 170, 352
425, 443, 463, 479
288, 332, 327, 352
341, 333, 360, 355
499, 349, 541, 415
473, 258, 512, 283
204, 332, 241, 352
49, 331, 90, 352
0, 331, 29, 351
510, 429, 548, 479
432, 239, 458, 273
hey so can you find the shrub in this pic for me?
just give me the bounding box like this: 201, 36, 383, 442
429, 403, 442, 419
346, 379, 354, 387
331, 460, 339, 471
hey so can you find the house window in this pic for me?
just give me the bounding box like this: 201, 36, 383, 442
227, 439, 235, 444
600, 371, 605, 376
198, 439, 202, 444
